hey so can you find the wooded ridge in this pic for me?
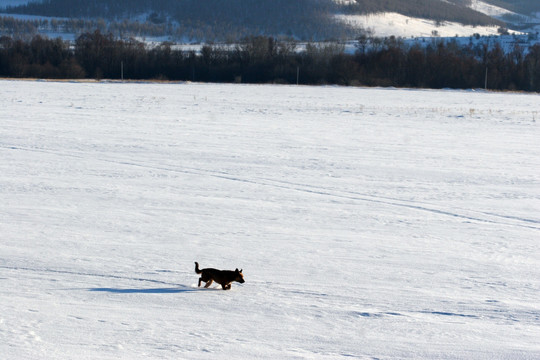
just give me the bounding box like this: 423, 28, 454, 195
2, 0, 509, 41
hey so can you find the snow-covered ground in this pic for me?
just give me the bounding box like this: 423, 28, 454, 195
336, 12, 514, 38
1, 80, 539, 359
470, 0, 540, 34
470, 0, 515, 18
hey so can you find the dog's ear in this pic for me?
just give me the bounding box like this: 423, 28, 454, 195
235, 268, 239, 273
240, 269, 243, 273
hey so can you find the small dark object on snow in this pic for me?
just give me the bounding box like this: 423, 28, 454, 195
194, 262, 245, 290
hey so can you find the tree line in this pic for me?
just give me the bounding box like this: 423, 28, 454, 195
0, 15, 173, 41
1, 31, 539, 92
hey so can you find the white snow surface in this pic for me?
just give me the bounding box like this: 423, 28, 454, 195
1, 80, 539, 359
335, 12, 508, 38
469, 0, 515, 18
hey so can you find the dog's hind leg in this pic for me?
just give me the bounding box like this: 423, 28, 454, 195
204, 279, 213, 288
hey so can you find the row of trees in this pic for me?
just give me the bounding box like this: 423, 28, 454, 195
1, 32, 539, 92
0, 15, 173, 40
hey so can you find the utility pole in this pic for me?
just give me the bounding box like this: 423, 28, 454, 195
121, 61, 124, 81
296, 66, 300, 85
484, 66, 488, 90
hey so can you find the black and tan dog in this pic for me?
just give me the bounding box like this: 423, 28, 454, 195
194, 262, 245, 290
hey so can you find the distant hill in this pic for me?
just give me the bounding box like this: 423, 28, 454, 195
483, 0, 540, 15
3, 0, 349, 41
0, 0, 517, 41
342, 0, 503, 26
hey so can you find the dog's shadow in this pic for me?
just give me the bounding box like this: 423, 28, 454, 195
89, 284, 208, 294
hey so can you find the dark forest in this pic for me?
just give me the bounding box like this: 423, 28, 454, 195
1, 32, 539, 92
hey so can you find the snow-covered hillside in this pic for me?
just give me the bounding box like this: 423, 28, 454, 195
2, 0, 537, 42
333, 0, 537, 38
469, 0, 540, 33
0, 0, 35, 7
1, 80, 539, 359
470, 0, 515, 18
0, 0, 527, 42
336, 12, 507, 38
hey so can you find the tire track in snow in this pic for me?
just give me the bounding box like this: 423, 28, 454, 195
255, 178, 540, 229
115, 156, 540, 230
84, 151, 540, 230
3, 144, 539, 230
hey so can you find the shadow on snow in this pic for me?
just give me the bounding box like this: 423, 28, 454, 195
89, 285, 205, 294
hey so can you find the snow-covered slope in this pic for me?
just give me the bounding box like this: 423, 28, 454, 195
336, 12, 507, 38
469, 0, 540, 33
0, 0, 531, 40
0, 0, 35, 7
333, 0, 518, 38
469, 0, 515, 18
1, 80, 539, 359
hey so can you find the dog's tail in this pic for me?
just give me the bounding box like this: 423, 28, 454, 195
194, 262, 202, 274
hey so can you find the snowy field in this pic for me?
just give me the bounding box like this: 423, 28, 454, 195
1, 80, 539, 359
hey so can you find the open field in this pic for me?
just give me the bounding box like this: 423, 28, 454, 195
1, 80, 539, 359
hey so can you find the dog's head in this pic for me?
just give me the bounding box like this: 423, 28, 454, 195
235, 268, 245, 283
